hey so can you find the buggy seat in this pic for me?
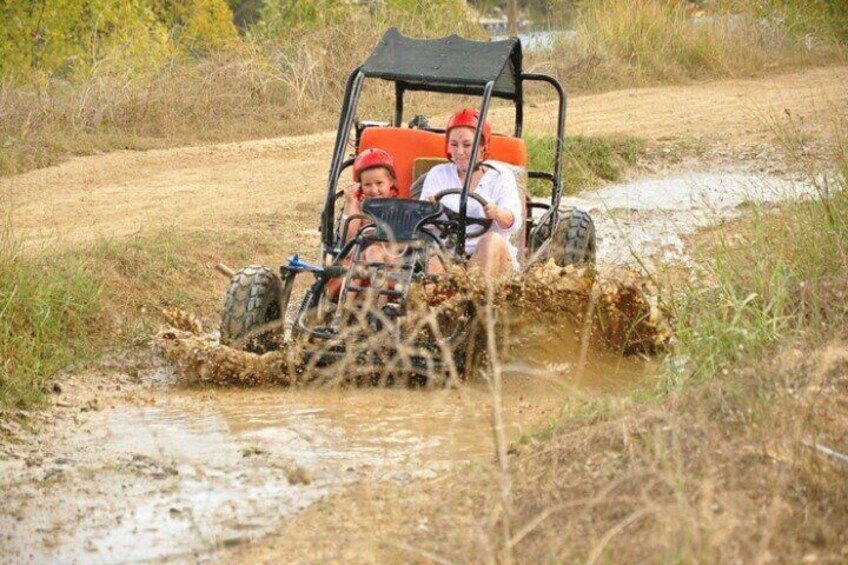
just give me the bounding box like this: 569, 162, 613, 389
359, 126, 527, 198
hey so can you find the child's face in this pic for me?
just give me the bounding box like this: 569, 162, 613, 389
359, 167, 395, 199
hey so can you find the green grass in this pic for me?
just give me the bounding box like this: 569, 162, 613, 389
526, 134, 645, 197
0, 225, 104, 408
0, 223, 288, 410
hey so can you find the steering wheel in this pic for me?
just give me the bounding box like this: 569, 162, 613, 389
432, 188, 493, 239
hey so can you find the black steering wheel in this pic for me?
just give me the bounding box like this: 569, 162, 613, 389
432, 188, 493, 239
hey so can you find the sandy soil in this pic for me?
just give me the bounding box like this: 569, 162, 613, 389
2, 65, 845, 250
1, 65, 847, 564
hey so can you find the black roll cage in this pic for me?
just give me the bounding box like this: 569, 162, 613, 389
320, 29, 567, 264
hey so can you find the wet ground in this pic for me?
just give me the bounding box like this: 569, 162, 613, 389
569, 170, 813, 266
0, 168, 815, 564
0, 349, 648, 564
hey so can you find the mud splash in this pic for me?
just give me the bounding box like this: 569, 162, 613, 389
156, 262, 667, 388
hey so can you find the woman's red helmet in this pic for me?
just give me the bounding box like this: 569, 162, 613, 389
353, 148, 396, 182
444, 108, 491, 159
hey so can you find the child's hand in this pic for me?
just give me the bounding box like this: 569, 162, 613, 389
343, 182, 362, 203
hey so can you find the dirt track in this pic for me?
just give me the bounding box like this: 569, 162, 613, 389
2, 65, 847, 564
2, 65, 846, 249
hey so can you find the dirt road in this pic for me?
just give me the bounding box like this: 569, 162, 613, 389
1, 65, 846, 564
2, 65, 845, 249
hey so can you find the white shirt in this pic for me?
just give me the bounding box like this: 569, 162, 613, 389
420, 160, 523, 268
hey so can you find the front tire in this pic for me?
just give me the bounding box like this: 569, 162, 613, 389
547, 207, 596, 267
220, 265, 283, 353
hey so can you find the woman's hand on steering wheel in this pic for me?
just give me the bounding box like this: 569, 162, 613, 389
431, 188, 493, 239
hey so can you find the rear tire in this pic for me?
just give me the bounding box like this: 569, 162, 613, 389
220, 265, 283, 353
547, 207, 596, 267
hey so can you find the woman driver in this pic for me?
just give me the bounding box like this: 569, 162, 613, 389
419, 108, 522, 278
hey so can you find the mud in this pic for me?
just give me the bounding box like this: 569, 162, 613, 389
155, 259, 666, 389
0, 355, 648, 564
570, 171, 817, 267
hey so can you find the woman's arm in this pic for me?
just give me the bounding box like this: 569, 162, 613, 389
485, 166, 522, 234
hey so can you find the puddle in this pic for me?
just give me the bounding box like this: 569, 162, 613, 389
0, 349, 648, 564
563, 171, 815, 265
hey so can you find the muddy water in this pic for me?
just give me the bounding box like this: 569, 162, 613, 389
565, 171, 814, 266
1, 347, 646, 565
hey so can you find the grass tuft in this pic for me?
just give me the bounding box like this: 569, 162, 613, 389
526, 134, 645, 196
0, 219, 103, 408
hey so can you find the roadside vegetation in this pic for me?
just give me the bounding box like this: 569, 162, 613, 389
0, 224, 302, 408
0, 226, 102, 407
544, 0, 848, 91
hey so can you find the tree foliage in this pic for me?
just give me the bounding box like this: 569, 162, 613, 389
0, 0, 237, 79
250, 0, 351, 38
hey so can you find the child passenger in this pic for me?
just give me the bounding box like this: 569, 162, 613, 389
340, 147, 404, 265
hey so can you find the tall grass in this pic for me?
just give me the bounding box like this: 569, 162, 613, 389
0, 222, 290, 409
0, 219, 103, 408
542, 0, 847, 92
671, 110, 848, 382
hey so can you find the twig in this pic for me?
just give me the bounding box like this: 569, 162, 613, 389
802, 439, 848, 466
215, 262, 235, 278
386, 541, 456, 565
585, 508, 650, 565
508, 500, 587, 549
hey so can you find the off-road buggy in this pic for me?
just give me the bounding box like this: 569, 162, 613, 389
219, 28, 595, 379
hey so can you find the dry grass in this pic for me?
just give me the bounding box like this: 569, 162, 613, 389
491, 338, 848, 563
2, 1, 846, 177
535, 0, 847, 93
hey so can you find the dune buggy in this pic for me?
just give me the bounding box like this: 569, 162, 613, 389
219, 28, 595, 378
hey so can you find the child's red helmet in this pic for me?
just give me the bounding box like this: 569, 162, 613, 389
353, 148, 396, 182
444, 108, 491, 159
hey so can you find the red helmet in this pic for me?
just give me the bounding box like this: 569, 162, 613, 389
444, 108, 491, 159
353, 148, 396, 182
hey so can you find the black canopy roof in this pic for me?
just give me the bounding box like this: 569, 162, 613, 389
360, 28, 523, 100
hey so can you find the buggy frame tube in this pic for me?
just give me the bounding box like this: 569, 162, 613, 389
515, 83, 524, 139
322, 67, 365, 259
522, 73, 566, 210
457, 81, 495, 257
394, 83, 404, 126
